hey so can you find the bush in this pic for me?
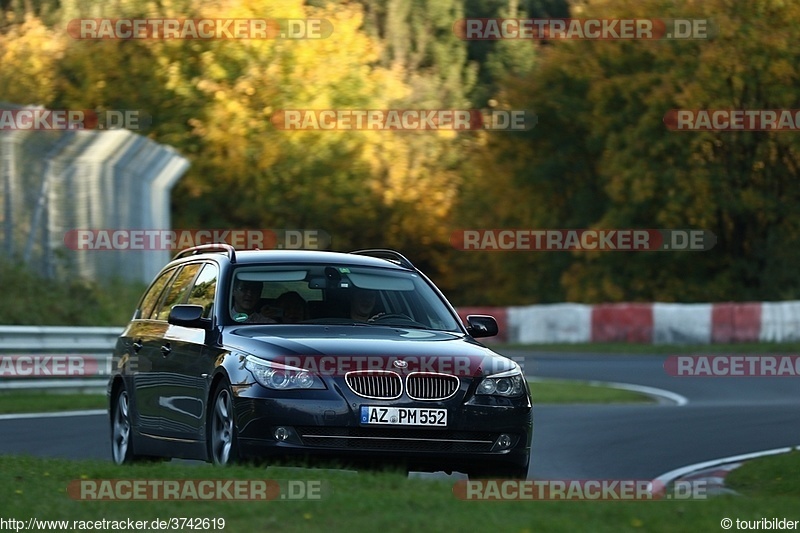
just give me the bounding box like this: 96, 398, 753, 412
0, 261, 145, 326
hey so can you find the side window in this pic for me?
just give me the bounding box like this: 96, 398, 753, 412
153, 264, 203, 321
187, 263, 218, 319
137, 268, 177, 319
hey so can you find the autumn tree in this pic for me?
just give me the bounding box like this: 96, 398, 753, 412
452, 0, 800, 304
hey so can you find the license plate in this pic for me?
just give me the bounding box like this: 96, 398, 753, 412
360, 406, 447, 427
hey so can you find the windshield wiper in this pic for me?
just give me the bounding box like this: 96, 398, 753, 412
366, 321, 433, 330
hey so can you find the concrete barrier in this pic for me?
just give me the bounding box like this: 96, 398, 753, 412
654, 303, 712, 344
711, 302, 761, 343
508, 304, 591, 344
760, 301, 800, 342
591, 303, 654, 343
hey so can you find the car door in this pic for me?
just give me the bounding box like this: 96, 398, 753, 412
145, 262, 204, 437
122, 266, 178, 437
158, 262, 219, 440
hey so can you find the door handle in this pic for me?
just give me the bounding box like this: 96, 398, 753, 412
160, 344, 172, 356
131, 342, 143, 352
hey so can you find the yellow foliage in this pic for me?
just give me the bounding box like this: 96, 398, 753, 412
0, 16, 66, 105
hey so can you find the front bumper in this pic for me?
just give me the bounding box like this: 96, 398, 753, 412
232, 389, 533, 471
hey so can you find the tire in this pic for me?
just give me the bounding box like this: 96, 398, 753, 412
208, 381, 240, 465
110, 386, 136, 464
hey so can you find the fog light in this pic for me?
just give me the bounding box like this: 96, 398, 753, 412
274, 427, 290, 442
497, 434, 513, 449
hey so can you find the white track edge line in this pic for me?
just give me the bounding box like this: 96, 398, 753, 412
0, 409, 106, 421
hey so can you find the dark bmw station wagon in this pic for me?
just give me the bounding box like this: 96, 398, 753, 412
108, 245, 533, 478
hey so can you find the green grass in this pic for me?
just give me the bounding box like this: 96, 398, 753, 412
726, 450, 800, 497
496, 341, 800, 354
0, 391, 107, 414
530, 380, 653, 404
1, 455, 798, 532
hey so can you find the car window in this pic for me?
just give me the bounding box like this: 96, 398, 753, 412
137, 267, 177, 320
260, 280, 322, 302
187, 263, 218, 319
230, 264, 460, 331
153, 263, 203, 321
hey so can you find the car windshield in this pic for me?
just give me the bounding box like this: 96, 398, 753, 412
229, 264, 460, 332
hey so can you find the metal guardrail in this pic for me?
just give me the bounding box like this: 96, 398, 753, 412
0, 326, 120, 391
0, 379, 110, 391
0, 325, 121, 351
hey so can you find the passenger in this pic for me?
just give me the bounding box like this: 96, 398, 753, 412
276, 291, 308, 323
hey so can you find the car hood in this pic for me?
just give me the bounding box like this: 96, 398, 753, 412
221, 325, 517, 377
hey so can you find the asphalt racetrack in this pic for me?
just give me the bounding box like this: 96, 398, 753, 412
2, 352, 799, 480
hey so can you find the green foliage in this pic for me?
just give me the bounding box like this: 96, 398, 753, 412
451, 0, 800, 304
2, 0, 798, 307
0, 260, 143, 326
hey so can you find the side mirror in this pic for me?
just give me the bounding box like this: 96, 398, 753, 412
168, 304, 212, 330
466, 315, 498, 339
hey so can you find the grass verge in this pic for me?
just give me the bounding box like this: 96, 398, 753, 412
529, 380, 653, 404
1, 455, 798, 532
0, 391, 107, 414
726, 450, 800, 497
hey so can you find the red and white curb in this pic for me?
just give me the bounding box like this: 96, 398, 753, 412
652, 445, 800, 497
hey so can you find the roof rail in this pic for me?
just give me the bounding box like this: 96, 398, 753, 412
349, 249, 415, 270
173, 244, 237, 263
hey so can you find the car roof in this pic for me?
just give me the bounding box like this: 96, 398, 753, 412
171, 249, 413, 271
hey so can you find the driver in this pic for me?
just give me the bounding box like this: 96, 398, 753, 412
231, 279, 275, 323
350, 288, 380, 321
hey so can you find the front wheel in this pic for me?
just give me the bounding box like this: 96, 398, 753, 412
208, 382, 240, 465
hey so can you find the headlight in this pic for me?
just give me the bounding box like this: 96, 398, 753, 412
476, 367, 526, 397
245, 356, 325, 390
